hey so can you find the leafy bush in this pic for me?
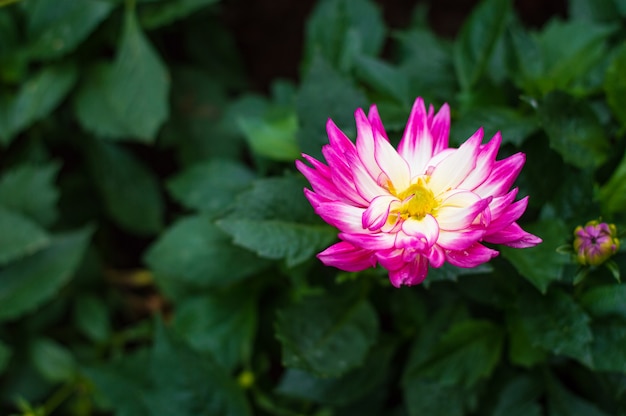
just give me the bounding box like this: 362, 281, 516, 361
1, 0, 626, 414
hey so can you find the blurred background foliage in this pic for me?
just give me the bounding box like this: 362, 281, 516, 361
1, 0, 626, 414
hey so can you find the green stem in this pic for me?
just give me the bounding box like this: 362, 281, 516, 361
125, 0, 136, 12
43, 382, 74, 415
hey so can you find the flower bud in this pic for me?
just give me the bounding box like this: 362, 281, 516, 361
573, 220, 619, 266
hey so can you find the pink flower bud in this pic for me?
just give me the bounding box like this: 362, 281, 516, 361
573, 220, 620, 266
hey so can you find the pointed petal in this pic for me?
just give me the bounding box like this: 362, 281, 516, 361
340, 231, 396, 251
362, 195, 399, 231
487, 195, 530, 234
426, 245, 446, 268
429, 128, 483, 193
355, 108, 383, 179
436, 192, 490, 231
317, 241, 376, 272
397, 215, 440, 250
473, 153, 525, 197
374, 130, 411, 192
346, 151, 388, 202
314, 200, 367, 234
436, 227, 486, 251
296, 159, 344, 202
445, 243, 499, 268
303, 188, 327, 208
387, 255, 429, 287
459, 132, 501, 190
322, 147, 368, 205
429, 103, 450, 154
326, 118, 356, 156
368, 104, 389, 140
487, 188, 519, 218
484, 222, 542, 248
398, 97, 434, 176
375, 248, 406, 271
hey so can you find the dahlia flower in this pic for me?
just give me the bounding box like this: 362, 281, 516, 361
573, 220, 619, 266
296, 97, 542, 287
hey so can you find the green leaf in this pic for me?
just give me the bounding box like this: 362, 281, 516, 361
172, 288, 257, 372
139, 0, 220, 29
404, 303, 470, 372
0, 11, 18, 62
451, 107, 539, 147
517, 288, 593, 366
501, 219, 569, 293
538, 91, 609, 169
590, 318, 626, 373
227, 176, 319, 222
492, 375, 543, 416
275, 294, 379, 377
353, 55, 410, 105
599, 148, 626, 215
454, 0, 511, 90
396, 28, 456, 103
579, 284, 626, 320
605, 43, 626, 128
570, 0, 622, 22
73, 294, 111, 343
26, 0, 114, 59
145, 321, 252, 416
167, 160, 255, 217
403, 378, 466, 416
0, 206, 49, 266
144, 215, 269, 299
505, 23, 543, 95
74, 9, 169, 142
535, 20, 614, 94
506, 20, 614, 95
30, 337, 76, 382
276, 341, 395, 406
402, 304, 472, 416
0, 65, 77, 145
217, 175, 336, 266
409, 320, 504, 387
303, 0, 385, 71
217, 219, 336, 267
237, 109, 301, 161
0, 227, 92, 322
506, 309, 547, 367
0, 340, 11, 375
296, 54, 367, 160
0, 162, 60, 227
86, 141, 163, 235
85, 349, 151, 416
546, 373, 610, 416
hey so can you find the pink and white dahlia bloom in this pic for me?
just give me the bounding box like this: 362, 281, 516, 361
296, 97, 542, 287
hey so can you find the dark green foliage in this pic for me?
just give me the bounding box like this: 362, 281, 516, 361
1, 0, 626, 414
275, 293, 379, 377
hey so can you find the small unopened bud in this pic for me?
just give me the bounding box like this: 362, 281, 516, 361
573, 220, 620, 266
237, 370, 255, 389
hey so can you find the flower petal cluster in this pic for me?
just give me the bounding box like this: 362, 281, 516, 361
296, 97, 542, 287
574, 220, 620, 266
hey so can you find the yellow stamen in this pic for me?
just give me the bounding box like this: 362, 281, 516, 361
393, 178, 438, 220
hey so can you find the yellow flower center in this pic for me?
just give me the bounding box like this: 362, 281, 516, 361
394, 178, 438, 220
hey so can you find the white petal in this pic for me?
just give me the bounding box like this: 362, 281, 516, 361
398, 98, 434, 176
397, 215, 440, 250
374, 132, 411, 192
428, 129, 483, 193
355, 108, 383, 179
362, 195, 398, 231
346, 151, 388, 202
